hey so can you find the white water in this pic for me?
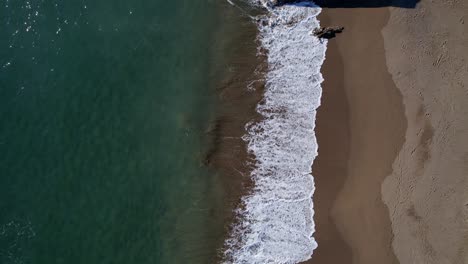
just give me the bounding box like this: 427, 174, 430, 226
224, 1, 327, 263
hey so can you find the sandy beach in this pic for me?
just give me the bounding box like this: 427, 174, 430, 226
382, 1, 468, 263
308, 0, 468, 263
308, 5, 405, 264
213, 0, 467, 262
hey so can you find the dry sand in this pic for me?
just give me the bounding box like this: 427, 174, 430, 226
382, 1, 468, 263
307, 1, 468, 264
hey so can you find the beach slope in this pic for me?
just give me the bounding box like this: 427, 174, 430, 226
309, 0, 468, 263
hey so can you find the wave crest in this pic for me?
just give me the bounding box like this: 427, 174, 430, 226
224, 2, 327, 263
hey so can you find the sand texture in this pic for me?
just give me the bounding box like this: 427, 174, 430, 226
382, 1, 468, 263
308, 0, 468, 263
308, 5, 405, 264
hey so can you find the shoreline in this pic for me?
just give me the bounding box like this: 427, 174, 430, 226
301, 11, 352, 263
310, 1, 468, 263
220, 2, 326, 262
206, 2, 267, 262
307, 5, 406, 264
212, 1, 467, 263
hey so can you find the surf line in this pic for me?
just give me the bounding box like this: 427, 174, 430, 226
223, 1, 327, 263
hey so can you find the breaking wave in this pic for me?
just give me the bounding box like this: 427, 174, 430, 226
224, 1, 327, 263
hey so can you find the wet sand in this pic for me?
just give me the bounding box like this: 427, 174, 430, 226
306, 4, 406, 264
308, 1, 468, 263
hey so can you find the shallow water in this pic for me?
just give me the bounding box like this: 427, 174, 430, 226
223, 1, 327, 263
0, 1, 234, 263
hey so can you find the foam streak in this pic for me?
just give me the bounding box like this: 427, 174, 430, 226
224, 1, 327, 263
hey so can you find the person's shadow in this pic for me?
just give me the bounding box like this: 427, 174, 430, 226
313, 27, 345, 39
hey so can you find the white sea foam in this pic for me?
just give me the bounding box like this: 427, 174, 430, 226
224, 1, 327, 263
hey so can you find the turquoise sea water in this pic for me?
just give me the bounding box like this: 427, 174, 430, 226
0, 1, 234, 263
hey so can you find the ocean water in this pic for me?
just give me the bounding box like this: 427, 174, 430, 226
224, 1, 327, 263
0, 1, 232, 263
